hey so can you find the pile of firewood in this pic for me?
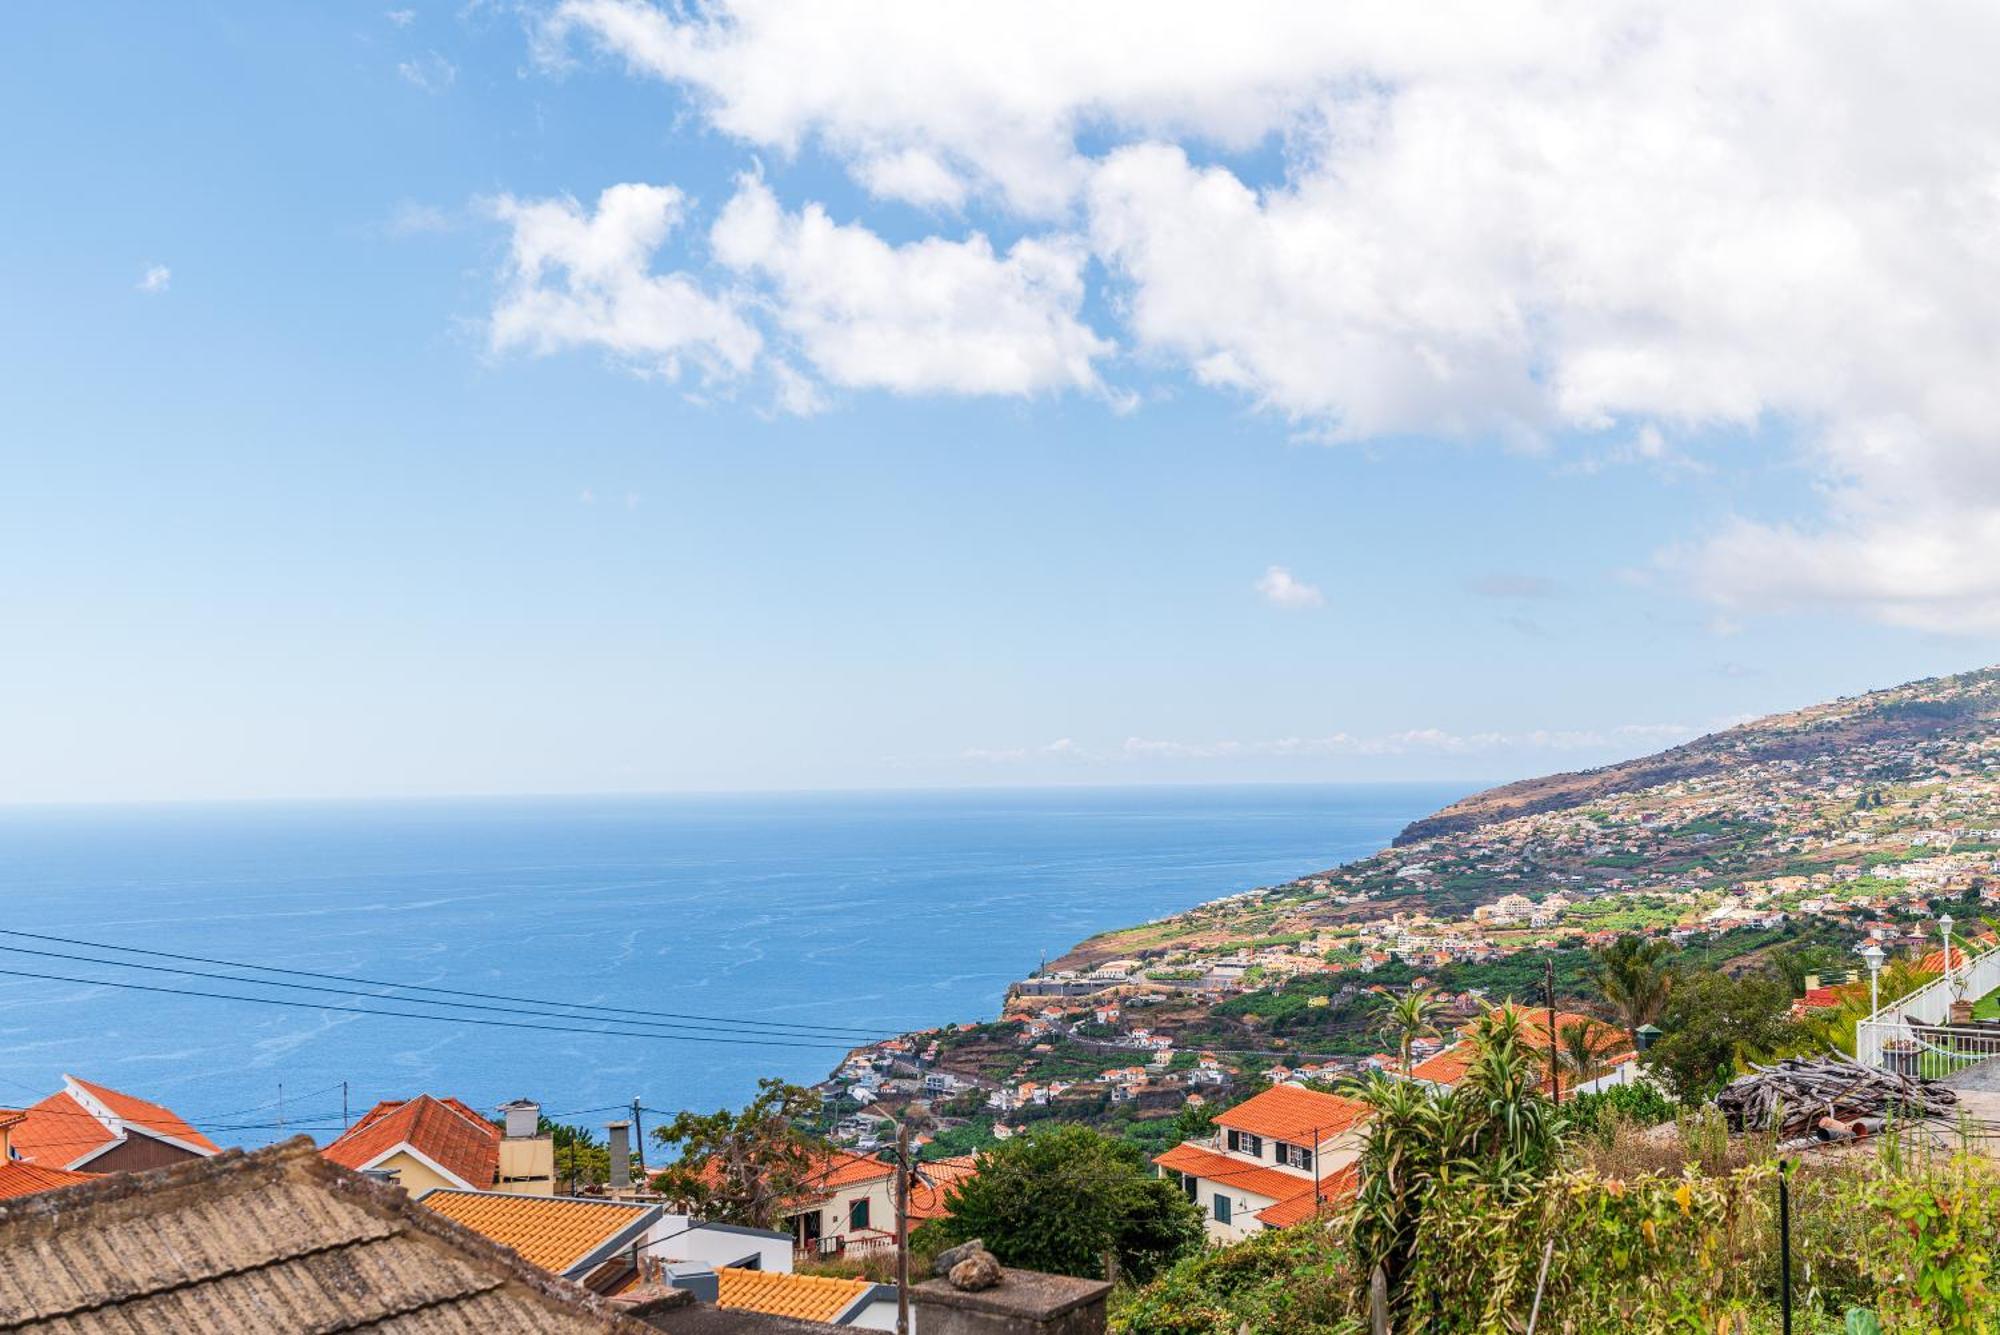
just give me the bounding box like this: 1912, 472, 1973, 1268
1714, 1055, 1957, 1139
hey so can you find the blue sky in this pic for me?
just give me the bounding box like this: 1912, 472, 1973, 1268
5, 3, 1999, 803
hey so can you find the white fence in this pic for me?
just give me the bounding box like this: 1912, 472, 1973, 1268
1857, 943, 2000, 1072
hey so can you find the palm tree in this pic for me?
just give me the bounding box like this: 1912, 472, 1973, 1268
1590, 934, 1675, 1042
1376, 988, 1442, 1075
1555, 1019, 1606, 1086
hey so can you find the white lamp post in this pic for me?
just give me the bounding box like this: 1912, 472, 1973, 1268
1859, 942, 1885, 1016
1942, 913, 1956, 991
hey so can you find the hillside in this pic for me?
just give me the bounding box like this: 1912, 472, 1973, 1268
822, 666, 2000, 1164
1055, 664, 2000, 969
1394, 667, 2000, 845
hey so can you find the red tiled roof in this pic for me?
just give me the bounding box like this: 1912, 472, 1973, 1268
1152, 1142, 1320, 1203
1918, 945, 1974, 974
8, 1095, 116, 1168
8, 1077, 219, 1169
1213, 1086, 1370, 1144
907, 1155, 978, 1222
1253, 1161, 1361, 1226
322, 1095, 501, 1188
67, 1076, 220, 1154
1407, 1045, 1474, 1085
805, 1149, 896, 1192
0, 1160, 97, 1201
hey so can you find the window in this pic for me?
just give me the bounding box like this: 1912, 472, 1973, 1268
1212, 1193, 1232, 1225
1238, 1133, 1263, 1158
1280, 1142, 1314, 1171
1224, 1129, 1239, 1152
849, 1198, 871, 1230
1180, 1172, 1198, 1201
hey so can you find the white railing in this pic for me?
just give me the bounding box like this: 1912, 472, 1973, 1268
1857, 1020, 2000, 1082
1856, 944, 2000, 1069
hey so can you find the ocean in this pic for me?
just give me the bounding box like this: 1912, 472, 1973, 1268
0, 783, 1466, 1147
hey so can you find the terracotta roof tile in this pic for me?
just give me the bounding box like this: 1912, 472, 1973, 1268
715, 1267, 871, 1324
908, 1155, 978, 1222
1252, 1162, 1361, 1226
0, 1161, 97, 1202
65, 1076, 220, 1154
323, 1094, 502, 1188
0, 1138, 651, 1332
8, 1077, 218, 1169
419, 1190, 657, 1278
1152, 1143, 1317, 1202
1212, 1086, 1370, 1144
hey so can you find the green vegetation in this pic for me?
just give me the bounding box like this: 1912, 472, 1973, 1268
915, 1124, 1203, 1284
1644, 971, 1799, 1102
647, 1079, 826, 1231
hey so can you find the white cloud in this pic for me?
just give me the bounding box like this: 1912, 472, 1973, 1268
1254, 565, 1324, 609
534, 1, 2000, 629
386, 8, 416, 26
710, 177, 1109, 397
386, 201, 453, 235
135, 264, 171, 294
487, 184, 760, 381
398, 51, 456, 93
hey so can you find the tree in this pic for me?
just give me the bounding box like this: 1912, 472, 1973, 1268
1589, 934, 1676, 1041
1555, 1019, 1607, 1085
1348, 1006, 1563, 1317
1642, 971, 1799, 1103
1376, 988, 1442, 1076
647, 1079, 826, 1231
915, 1123, 1202, 1283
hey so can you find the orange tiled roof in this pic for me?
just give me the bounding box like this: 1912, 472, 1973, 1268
1253, 1161, 1361, 1226
0, 1160, 97, 1201
66, 1076, 220, 1153
418, 1189, 657, 1277
908, 1154, 978, 1222
806, 1148, 896, 1191
8, 1077, 219, 1169
322, 1094, 501, 1188
1153, 1142, 1320, 1203
1918, 945, 1974, 974
1407, 1045, 1475, 1085
715, 1267, 872, 1324
1213, 1086, 1370, 1144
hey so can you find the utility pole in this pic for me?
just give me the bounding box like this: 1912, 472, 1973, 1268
632, 1098, 648, 1184
342, 1081, 350, 1130
895, 1122, 912, 1335
1544, 957, 1560, 1107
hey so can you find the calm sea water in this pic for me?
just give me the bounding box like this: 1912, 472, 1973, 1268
0, 784, 1464, 1147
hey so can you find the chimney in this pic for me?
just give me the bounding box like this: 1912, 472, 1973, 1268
499, 1098, 541, 1140
495, 1099, 555, 1197
607, 1121, 632, 1191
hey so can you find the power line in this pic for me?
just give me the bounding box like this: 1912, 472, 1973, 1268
0, 928, 890, 1039
0, 964, 863, 1050
0, 941, 881, 1044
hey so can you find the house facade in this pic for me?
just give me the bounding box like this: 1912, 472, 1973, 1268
1152, 1085, 1371, 1242
322, 1094, 554, 1196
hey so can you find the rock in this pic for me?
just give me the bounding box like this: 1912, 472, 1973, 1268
948, 1248, 1004, 1292
931, 1239, 985, 1278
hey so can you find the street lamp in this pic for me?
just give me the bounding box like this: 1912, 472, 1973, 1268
1858, 942, 1886, 1016
1941, 913, 1956, 992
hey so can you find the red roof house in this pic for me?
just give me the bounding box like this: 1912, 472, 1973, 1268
5, 1075, 219, 1173
322, 1095, 503, 1193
